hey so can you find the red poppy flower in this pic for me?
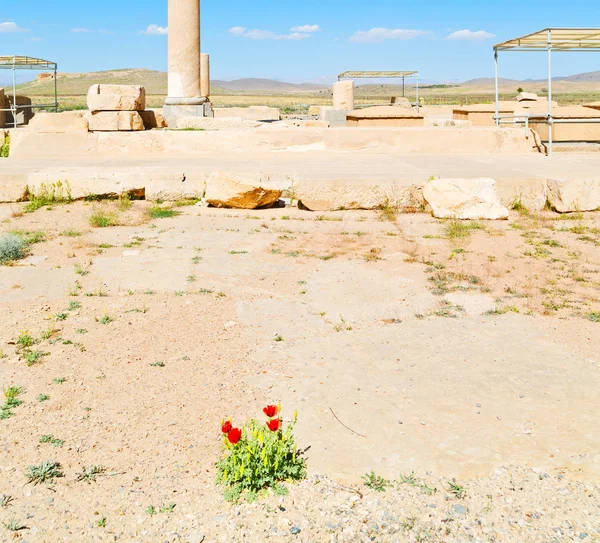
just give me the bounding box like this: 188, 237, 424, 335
263, 405, 279, 418
266, 418, 281, 432
227, 428, 242, 444
221, 420, 232, 434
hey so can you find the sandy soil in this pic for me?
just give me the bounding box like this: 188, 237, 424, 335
0, 200, 599, 542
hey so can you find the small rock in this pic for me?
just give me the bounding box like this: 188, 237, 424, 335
453, 505, 467, 515
290, 526, 301, 535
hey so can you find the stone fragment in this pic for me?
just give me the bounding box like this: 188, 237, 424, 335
204, 172, 282, 209
422, 178, 509, 220
87, 84, 146, 111
546, 179, 600, 213
86, 111, 145, 132
213, 106, 280, 121
28, 111, 89, 133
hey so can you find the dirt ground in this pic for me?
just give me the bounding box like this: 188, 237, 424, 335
0, 199, 599, 542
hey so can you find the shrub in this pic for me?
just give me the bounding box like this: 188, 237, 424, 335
24, 181, 72, 213
89, 210, 118, 228
216, 404, 306, 502
0, 233, 26, 264
147, 205, 180, 219
0, 134, 9, 158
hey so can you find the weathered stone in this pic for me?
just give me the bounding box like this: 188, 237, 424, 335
346, 106, 424, 127
516, 92, 539, 102
213, 106, 280, 121
28, 111, 89, 133
0, 88, 5, 128
6, 95, 34, 125
333, 80, 354, 111
319, 107, 347, 124
496, 178, 548, 212
86, 111, 145, 132
140, 109, 168, 130
295, 179, 423, 212
87, 84, 146, 111
204, 172, 282, 209
547, 179, 600, 213
422, 178, 509, 220
175, 117, 260, 130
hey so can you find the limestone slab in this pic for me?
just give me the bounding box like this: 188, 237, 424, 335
213, 106, 280, 121
140, 110, 167, 130
87, 84, 146, 112
204, 172, 282, 209
86, 111, 145, 132
28, 111, 89, 133
296, 178, 422, 212
547, 179, 600, 213
422, 178, 509, 220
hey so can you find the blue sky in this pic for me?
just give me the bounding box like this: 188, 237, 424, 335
1, 0, 599, 84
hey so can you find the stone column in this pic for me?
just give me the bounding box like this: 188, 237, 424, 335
333, 80, 354, 111
165, 0, 205, 106
200, 53, 210, 99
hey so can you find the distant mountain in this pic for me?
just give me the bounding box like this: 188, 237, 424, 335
8, 67, 600, 96
13, 68, 328, 95
212, 78, 327, 92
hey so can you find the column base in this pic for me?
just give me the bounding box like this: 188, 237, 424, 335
163, 103, 213, 127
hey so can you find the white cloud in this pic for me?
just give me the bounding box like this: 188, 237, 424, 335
71, 28, 92, 33
0, 21, 27, 33
447, 29, 495, 41
290, 24, 320, 33
349, 28, 431, 43
141, 24, 168, 36
229, 27, 311, 40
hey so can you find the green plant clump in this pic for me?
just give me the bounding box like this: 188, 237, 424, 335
24, 181, 72, 213
89, 211, 118, 228
148, 205, 180, 219
0, 134, 9, 158
0, 234, 26, 264
216, 406, 306, 502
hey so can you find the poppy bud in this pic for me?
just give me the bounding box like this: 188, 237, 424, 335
221, 420, 233, 434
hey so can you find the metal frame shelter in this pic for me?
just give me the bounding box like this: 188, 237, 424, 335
0, 56, 58, 128
337, 70, 420, 110
493, 28, 600, 155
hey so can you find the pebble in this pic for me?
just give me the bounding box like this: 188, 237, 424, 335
290, 526, 301, 535
453, 505, 467, 515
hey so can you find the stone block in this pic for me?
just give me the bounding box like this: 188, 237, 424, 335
87, 84, 146, 111
547, 179, 600, 213
28, 111, 89, 133
346, 106, 424, 127
0, 88, 5, 128
205, 172, 282, 209
213, 106, 280, 121
495, 178, 548, 212
319, 107, 347, 124
175, 117, 260, 130
86, 111, 145, 132
295, 179, 423, 212
6, 95, 34, 125
140, 109, 168, 130
422, 178, 509, 220
162, 103, 213, 125
516, 92, 538, 102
